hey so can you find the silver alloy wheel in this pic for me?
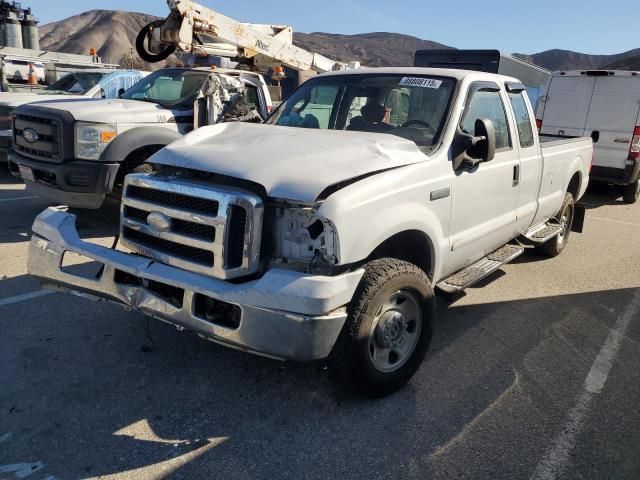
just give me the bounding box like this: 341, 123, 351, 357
368, 290, 423, 373
556, 202, 573, 246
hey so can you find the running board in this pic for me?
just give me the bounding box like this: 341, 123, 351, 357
437, 244, 524, 293
522, 223, 564, 244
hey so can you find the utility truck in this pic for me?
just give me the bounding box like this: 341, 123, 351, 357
9, 0, 358, 209
29, 65, 592, 396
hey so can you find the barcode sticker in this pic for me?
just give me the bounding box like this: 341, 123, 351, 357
399, 77, 443, 89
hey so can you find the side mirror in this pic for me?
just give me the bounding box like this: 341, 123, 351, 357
100, 88, 106, 99
452, 118, 496, 170
474, 118, 496, 162
118, 88, 126, 98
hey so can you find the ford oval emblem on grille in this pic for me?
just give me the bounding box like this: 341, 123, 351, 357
23, 128, 39, 144
147, 212, 172, 233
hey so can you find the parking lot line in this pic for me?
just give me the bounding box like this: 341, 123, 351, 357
589, 216, 640, 228
532, 290, 640, 480
0, 290, 55, 307
0, 195, 39, 203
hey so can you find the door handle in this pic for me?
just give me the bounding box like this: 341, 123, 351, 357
513, 165, 520, 187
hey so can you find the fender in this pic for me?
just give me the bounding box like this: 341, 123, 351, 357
101, 127, 183, 163
319, 162, 451, 282
564, 153, 586, 199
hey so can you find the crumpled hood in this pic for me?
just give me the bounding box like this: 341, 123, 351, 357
149, 122, 428, 202
15, 98, 172, 123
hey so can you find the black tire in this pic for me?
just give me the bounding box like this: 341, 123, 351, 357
330, 258, 435, 397
537, 192, 575, 258
622, 178, 640, 204
136, 20, 176, 63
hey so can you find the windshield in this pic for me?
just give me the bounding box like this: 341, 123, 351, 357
45, 72, 106, 94
121, 69, 209, 108
267, 74, 456, 149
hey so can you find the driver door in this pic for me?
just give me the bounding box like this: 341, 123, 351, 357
448, 82, 521, 272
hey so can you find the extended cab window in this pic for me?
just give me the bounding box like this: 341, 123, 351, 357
461, 88, 512, 150
509, 92, 535, 148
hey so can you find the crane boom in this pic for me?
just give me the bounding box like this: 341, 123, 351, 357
137, 0, 359, 73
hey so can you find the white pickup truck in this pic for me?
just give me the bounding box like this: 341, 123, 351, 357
9, 67, 272, 208
0, 69, 145, 162
28, 68, 592, 396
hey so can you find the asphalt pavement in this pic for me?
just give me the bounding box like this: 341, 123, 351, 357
1, 168, 639, 480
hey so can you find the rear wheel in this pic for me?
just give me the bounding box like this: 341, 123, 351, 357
622, 178, 640, 204
330, 258, 435, 397
537, 192, 575, 258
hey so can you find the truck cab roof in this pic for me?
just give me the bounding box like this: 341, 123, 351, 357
317, 67, 521, 84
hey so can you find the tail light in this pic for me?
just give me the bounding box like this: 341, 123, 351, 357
630, 126, 640, 160
536, 119, 543, 130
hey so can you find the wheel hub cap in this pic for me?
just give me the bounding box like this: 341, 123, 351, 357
377, 312, 407, 349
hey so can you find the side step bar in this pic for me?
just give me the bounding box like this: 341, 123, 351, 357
437, 244, 524, 294
522, 223, 564, 244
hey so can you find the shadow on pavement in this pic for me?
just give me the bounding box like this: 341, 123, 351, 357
1, 281, 638, 479
582, 182, 625, 210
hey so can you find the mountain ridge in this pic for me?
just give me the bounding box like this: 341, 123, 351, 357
38, 10, 640, 72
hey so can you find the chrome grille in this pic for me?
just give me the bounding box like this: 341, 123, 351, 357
13, 113, 61, 162
120, 174, 263, 279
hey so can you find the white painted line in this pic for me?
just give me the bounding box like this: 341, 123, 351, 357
532, 290, 640, 480
0, 290, 55, 307
0, 195, 38, 203
589, 216, 640, 228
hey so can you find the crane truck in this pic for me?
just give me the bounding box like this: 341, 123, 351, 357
9, 0, 358, 209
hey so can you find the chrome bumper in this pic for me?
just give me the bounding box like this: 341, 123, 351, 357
29, 208, 364, 361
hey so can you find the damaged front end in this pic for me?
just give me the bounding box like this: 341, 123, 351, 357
28, 207, 364, 361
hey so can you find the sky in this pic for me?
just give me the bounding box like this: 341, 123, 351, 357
25, 0, 637, 55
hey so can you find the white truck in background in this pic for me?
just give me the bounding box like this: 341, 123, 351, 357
8, 67, 272, 208
0, 69, 146, 162
28, 67, 592, 396
536, 70, 640, 203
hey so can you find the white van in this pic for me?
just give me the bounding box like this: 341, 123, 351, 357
536, 70, 640, 203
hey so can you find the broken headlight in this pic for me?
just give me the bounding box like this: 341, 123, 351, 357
269, 204, 340, 275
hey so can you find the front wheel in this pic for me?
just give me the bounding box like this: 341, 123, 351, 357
537, 192, 575, 258
622, 178, 640, 204
330, 258, 435, 397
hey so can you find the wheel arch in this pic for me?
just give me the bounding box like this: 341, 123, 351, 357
366, 230, 436, 281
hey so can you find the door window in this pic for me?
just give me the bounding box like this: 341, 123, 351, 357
461, 88, 512, 150
509, 92, 535, 148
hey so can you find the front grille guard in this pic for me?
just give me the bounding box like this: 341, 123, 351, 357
120, 174, 263, 280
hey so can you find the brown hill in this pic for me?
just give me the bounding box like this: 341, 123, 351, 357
514, 48, 640, 71
39, 10, 161, 67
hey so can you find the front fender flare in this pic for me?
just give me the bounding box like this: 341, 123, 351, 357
101, 127, 183, 163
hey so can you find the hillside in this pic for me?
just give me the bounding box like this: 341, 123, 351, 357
514, 48, 640, 72
39, 10, 640, 72
39, 10, 161, 67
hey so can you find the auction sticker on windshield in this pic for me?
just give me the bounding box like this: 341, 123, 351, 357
399, 77, 443, 89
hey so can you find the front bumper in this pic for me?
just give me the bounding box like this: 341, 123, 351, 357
9, 152, 119, 209
29, 208, 364, 361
